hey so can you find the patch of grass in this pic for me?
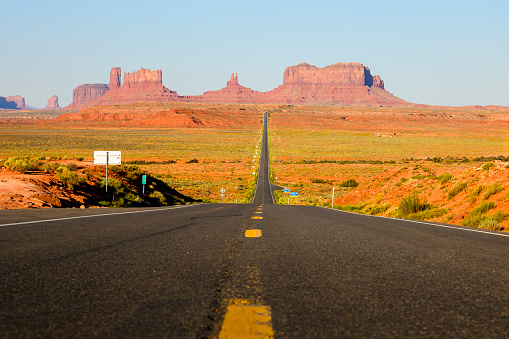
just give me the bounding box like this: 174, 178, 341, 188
437, 173, 453, 185
367, 203, 391, 215
468, 185, 484, 204
395, 178, 409, 187
462, 201, 496, 227
482, 181, 504, 201
447, 181, 467, 200
337, 202, 366, 213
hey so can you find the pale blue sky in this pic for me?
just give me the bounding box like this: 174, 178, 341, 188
1, 0, 508, 108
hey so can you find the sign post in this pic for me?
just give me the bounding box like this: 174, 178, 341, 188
284, 188, 291, 205
94, 151, 121, 194
290, 191, 299, 205
220, 188, 226, 203
332, 187, 335, 209
142, 175, 147, 200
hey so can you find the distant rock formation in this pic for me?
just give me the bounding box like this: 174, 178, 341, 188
201, 73, 264, 104
200, 62, 404, 106
258, 62, 403, 106
66, 63, 409, 109
45, 95, 60, 110
66, 84, 109, 109
0, 95, 26, 109
109, 67, 121, 90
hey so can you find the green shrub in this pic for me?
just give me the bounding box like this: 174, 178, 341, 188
482, 162, 495, 171
462, 201, 496, 227
482, 181, 504, 200
3, 156, 42, 173
438, 173, 453, 185
310, 178, 327, 184
187, 158, 199, 163
368, 203, 391, 215
397, 194, 430, 216
468, 185, 484, 204
40, 162, 62, 173
338, 179, 359, 188
56, 166, 85, 190
149, 190, 167, 205
447, 181, 467, 200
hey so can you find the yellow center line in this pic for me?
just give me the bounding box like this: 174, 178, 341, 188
255, 211, 262, 214
245, 229, 262, 237
251, 216, 263, 219
218, 299, 274, 339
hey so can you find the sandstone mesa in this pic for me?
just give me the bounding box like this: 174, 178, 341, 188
65, 62, 409, 109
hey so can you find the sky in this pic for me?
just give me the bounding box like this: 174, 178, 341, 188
1, 0, 508, 108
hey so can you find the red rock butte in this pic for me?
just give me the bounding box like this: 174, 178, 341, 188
0, 95, 26, 109
65, 62, 410, 109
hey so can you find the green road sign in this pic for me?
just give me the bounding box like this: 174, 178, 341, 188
142, 175, 147, 185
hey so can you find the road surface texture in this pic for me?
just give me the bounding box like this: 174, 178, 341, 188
1, 112, 509, 338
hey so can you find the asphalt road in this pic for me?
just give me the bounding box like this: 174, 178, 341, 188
1, 112, 509, 338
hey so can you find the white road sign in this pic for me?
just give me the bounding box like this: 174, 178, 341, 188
94, 151, 121, 165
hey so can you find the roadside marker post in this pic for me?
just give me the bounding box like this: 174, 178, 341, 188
94, 151, 121, 194
332, 187, 335, 209
220, 188, 226, 203
284, 188, 291, 205
142, 175, 147, 200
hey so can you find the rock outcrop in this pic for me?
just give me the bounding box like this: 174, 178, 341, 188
109, 67, 121, 90
0, 95, 26, 109
66, 62, 409, 109
200, 62, 404, 106
69, 67, 181, 108
201, 73, 264, 104
45, 95, 60, 110
67, 84, 109, 109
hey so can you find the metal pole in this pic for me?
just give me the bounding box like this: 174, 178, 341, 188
105, 151, 109, 194
332, 187, 335, 209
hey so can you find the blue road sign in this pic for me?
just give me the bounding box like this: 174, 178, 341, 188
284, 188, 291, 193
290, 192, 299, 197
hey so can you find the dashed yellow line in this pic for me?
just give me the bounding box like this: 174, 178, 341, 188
245, 229, 262, 237
251, 216, 263, 219
218, 299, 274, 339
255, 211, 263, 214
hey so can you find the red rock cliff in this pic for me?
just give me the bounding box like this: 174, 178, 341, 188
67, 84, 109, 109
123, 68, 163, 90
282, 62, 383, 88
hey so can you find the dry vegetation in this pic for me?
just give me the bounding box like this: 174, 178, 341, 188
3, 102, 509, 233
269, 105, 509, 231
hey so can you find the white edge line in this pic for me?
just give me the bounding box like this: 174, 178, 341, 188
314, 205, 509, 238
0, 204, 200, 228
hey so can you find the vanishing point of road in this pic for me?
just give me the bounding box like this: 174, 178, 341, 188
1, 112, 509, 337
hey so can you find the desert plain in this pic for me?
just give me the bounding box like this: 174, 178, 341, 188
1, 102, 509, 232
